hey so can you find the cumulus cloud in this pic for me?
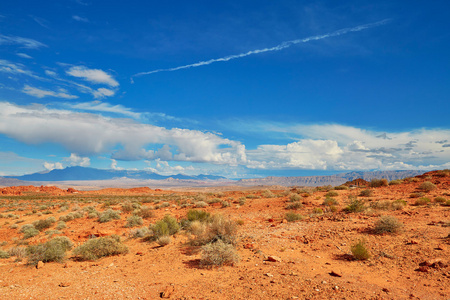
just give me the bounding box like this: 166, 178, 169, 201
110, 159, 123, 170
64, 153, 90, 167
0, 34, 47, 49
66, 66, 119, 87
0, 102, 246, 165
43, 162, 63, 171
22, 85, 78, 99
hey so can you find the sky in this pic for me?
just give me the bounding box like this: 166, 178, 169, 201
1, 0, 450, 178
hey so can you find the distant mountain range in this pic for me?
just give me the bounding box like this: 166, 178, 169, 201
237, 170, 426, 187
4, 166, 226, 182
1, 167, 426, 188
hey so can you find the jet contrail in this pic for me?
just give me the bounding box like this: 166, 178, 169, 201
132, 19, 391, 80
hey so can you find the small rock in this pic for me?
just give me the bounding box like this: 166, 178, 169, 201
267, 256, 281, 262
333, 286, 339, 290
36, 261, 44, 269
265, 273, 273, 277
282, 219, 288, 224
419, 258, 447, 268
329, 270, 342, 277
382, 288, 390, 293
436, 244, 446, 251
160, 285, 175, 298
415, 266, 429, 273
59, 282, 71, 287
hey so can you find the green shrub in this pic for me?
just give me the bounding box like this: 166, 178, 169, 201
285, 212, 303, 222
344, 197, 365, 213
221, 201, 230, 208
32, 218, 56, 231
26, 236, 73, 265
200, 240, 239, 267
20, 224, 39, 239
98, 209, 121, 223
124, 215, 143, 228
312, 207, 323, 214
419, 181, 437, 192
187, 210, 211, 222
129, 226, 151, 238
325, 191, 339, 197
351, 239, 370, 260
374, 216, 402, 234
323, 197, 338, 206
55, 221, 66, 230
0, 250, 10, 259
414, 197, 431, 206
370, 178, 388, 187
359, 189, 373, 197
150, 215, 180, 239
72, 235, 128, 261
435, 196, 446, 203
59, 211, 84, 222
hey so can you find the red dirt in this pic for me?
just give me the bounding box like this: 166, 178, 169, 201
0, 171, 449, 299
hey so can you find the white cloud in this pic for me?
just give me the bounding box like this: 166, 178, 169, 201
66, 66, 119, 87
43, 162, 63, 171
72, 15, 89, 22
110, 159, 123, 170
0, 34, 47, 49
16, 53, 32, 59
0, 59, 35, 77
64, 153, 90, 167
65, 101, 141, 118
22, 85, 78, 99
0, 102, 246, 165
92, 87, 115, 98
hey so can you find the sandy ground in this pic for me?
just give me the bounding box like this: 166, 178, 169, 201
0, 171, 449, 299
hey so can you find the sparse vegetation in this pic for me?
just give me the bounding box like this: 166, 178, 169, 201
369, 178, 388, 187
359, 189, 373, 197
285, 212, 303, 222
187, 209, 211, 222
26, 236, 73, 265
325, 191, 339, 197
323, 197, 338, 206
190, 214, 237, 246
32, 217, 56, 231
351, 239, 370, 260
435, 196, 446, 203
344, 197, 365, 213
419, 181, 437, 192
389, 179, 403, 185
150, 215, 180, 240
414, 197, 431, 206
200, 240, 239, 267
262, 189, 275, 198
0, 250, 10, 259
286, 202, 302, 210
410, 192, 425, 198
98, 209, 121, 223
124, 215, 143, 228
374, 216, 402, 234
73, 235, 128, 261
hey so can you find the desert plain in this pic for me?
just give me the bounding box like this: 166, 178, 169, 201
0, 170, 449, 299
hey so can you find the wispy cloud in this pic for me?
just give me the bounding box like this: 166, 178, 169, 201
31, 16, 50, 29
0, 34, 47, 49
64, 101, 141, 118
16, 53, 33, 59
22, 85, 78, 99
132, 19, 391, 79
66, 66, 119, 87
0, 59, 42, 79
72, 15, 89, 22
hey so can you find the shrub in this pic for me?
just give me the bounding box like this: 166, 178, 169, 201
73, 235, 128, 261
351, 240, 370, 260
129, 226, 150, 238
194, 201, 208, 208
435, 196, 446, 203
344, 197, 365, 213
238, 197, 246, 205
326, 191, 339, 197
374, 216, 402, 234
26, 236, 73, 266
187, 210, 210, 223
414, 197, 431, 206
389, 179, 403, 185
370, 178, 388, 187
20, 224, 39, 239
150, 215, 180, 239
419, 181, 437, 192
32, 218, 56, 231
156, 236, 172, 246
121, 202, 134, 213
59, 211, 84, 222
285, 212, 303, 222
137, 206, 154, 219
200, 240, 239, 267
125, 215, 143, 228
312, 207, 323, 214
323, 197, 338, 206
0, 250, 10, 259
334, 185, 348, 190
221, 201, 230, 208
392, 199, 407, 210
98, 209, 121, 223
55, 221, 66, 230
191, 214, 237, 246
286, 202, 303, 210
289, 193, 301, 202
359, 189, 373, 197
262, 189, 276, 198
410, 192, 424, 198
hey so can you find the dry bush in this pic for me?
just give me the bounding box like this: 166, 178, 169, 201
26, 236, 73, 266
0, 250, 10, 259
419, 181, 437, 192
370, 178, 388, 187
200, 240, 239, 267
194, 201, 208, 208
262, 189, 276, 198
150, 215, 180, 239
334, 185, 348, 190
289, 193, 301, 202
8, 246, 27, 260
389, 179, 403, 185
351, 240, 370, 260
409, 192, 424, 198
344, 197, 365, 213
326, 191, 339, 197
72, 235, 128, 260
98, 209, 121, 223
20, 224, 39, 239
286, 202, 302, 210
359, 189, 373, 197
187, 210, 210, 222
435, 196, 446, 203
323, 197, 338, 206
285, 212, 303, 222
129, 226, 150, 238
414, 197, 431, 206
32, 217, 56, 231
191, 214, 237, 246
156, 236, 172, 246
124, 215, 143, 228
370, 199, 406, 211
136, 206, 154, 219
374, 216, 402, 234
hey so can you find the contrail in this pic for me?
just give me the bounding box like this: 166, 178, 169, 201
132, 19, 391, 80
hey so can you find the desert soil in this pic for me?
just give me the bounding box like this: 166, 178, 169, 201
0, 171, 449, 299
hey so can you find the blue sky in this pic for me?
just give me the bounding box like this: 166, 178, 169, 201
1, 0, 450, 178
